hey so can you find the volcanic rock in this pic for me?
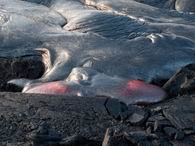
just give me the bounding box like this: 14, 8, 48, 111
163, 64, 195, 97
126, 106, 149, 125
104, 98, 129, 120
163, 127, 177, 138
174, 130, 185, 140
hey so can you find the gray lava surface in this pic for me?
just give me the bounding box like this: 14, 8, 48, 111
0, 0, 195, 145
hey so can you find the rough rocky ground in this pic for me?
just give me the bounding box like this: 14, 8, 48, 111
0, 92, 195, 146
0, 0, 195, 145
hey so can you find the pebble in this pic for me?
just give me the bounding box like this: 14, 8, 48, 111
163, 127, 177, 138
126, 106, 149, 125
60, 134, 90, 146
138, 140, 155, 146
29, 122, 62, 144
102, 128, 130, 146
154, 120, 172, 132
125, 131, 148, 144
158, 138, 173, 146
105, 98, 129, 120
174, 130, 185, 140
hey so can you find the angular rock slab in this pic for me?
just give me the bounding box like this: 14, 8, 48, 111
161, 95, 195, 130
163, 64, 195, 97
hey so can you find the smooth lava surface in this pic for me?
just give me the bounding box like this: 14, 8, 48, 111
0, 0, 195, 104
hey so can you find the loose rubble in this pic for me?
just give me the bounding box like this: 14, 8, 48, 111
0, 0, 195, 145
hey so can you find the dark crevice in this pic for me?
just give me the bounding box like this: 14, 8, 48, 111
151, 78, 169, 87
0, 57, 45, 92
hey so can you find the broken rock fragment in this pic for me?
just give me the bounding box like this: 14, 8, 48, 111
126, 105, 149, 125
163, 64, 195, 97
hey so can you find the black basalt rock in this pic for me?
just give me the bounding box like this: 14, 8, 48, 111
163, 64, 195, 97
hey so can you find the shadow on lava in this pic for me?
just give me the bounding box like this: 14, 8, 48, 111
0, 56, 45, 92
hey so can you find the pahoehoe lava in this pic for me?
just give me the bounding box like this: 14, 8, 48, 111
1, 0, 195, 104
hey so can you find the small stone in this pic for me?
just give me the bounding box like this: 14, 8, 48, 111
37, 122, 49, 135
184, 129, 195, 135
154, 120, 160, 132
125, 131, 147, 144
102, 128, 113, 146
128, 113, 145, 125
146, 121, 154, 128
174, 131, 185, 140
158, 138, 173, 146
29, 122, 62, 144
126, 107, 149, 125
192, 124, 195, 131
172, 138, 195, 146
152, 107, 162, 113
127, 104, 139, 112
146, 126, 152, 134
60, 134, 90, 146
10, 122, 17, 130
146, 114, 166, 128
154, 120, 172, 132
105, 99, 128, 120
163, 127, 177, 138
138, 140, 155, 146
102, 128, 131, 146
147, 114, 166, 122
120, 111, 130, 121
125, 132, 157, 145
28, 122, 37, 131
32, 133, 62, 143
